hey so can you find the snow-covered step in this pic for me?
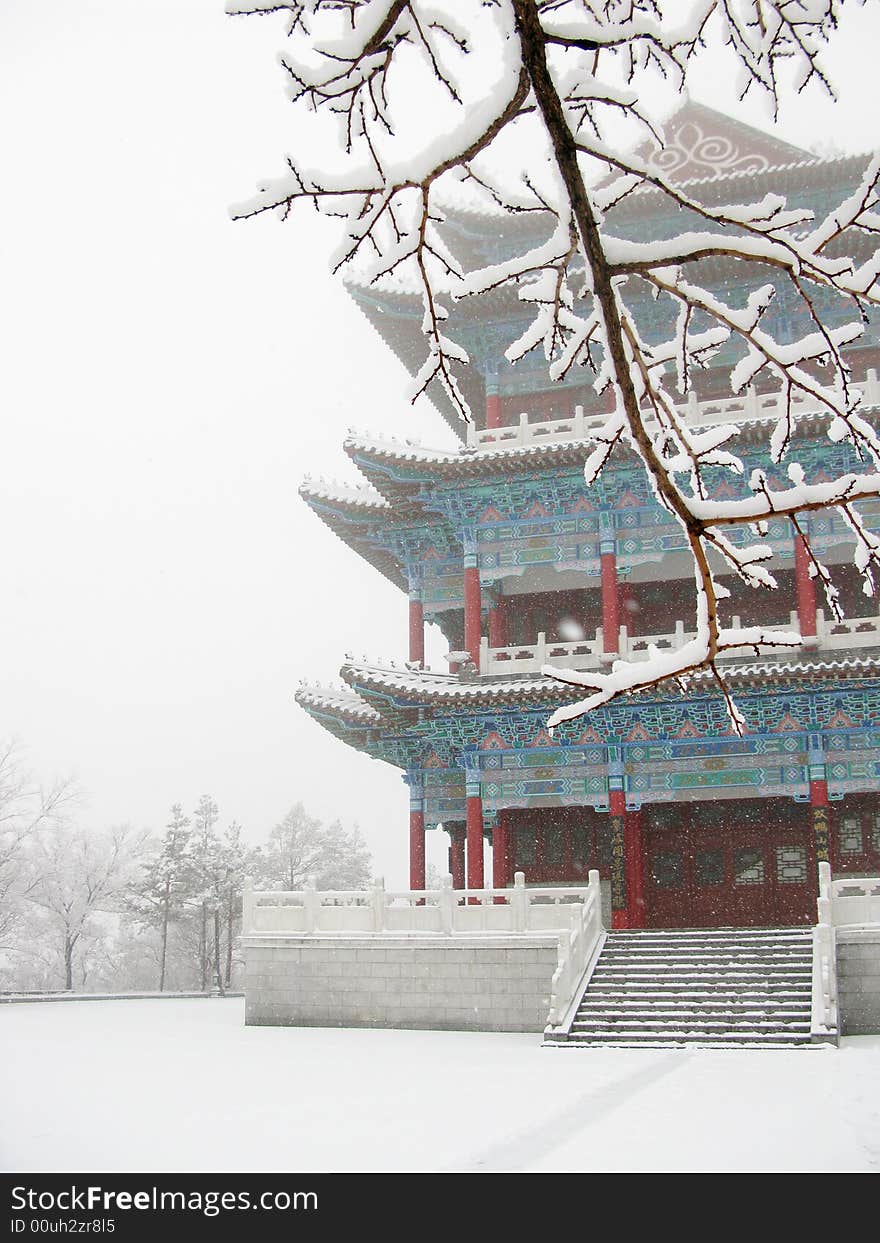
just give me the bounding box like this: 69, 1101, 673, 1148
546, 927, 816, 1048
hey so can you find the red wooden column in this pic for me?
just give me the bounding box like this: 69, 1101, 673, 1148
485, 376, 503, 430
408, 587, 425, 667
600, 515, 620, 656
464, 552, 482, 668
465, 773, 484, 893
624, 808, 646, 928
408, 779, 425, 892
448, 825, 466, 890
493, 809, 510, 891
488, 592, 508, 649
794, 523, 818, 644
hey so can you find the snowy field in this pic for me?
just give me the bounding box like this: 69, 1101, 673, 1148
1, 998, 878, 1173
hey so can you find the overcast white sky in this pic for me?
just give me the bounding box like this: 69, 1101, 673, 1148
2, 1, 878, 885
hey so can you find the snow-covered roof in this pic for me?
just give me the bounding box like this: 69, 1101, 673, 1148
295, 682, 381, 724
339, 653, 880, 710
299, 477, 390, 512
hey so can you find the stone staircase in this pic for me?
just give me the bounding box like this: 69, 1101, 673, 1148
547, 927, 816, 1048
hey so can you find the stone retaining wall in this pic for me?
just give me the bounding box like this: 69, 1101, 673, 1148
242, 934, 560, 1032
837, 928, 880, 1036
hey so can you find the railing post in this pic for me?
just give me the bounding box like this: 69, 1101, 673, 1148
241, 877, 254, 935
588, 868, 603, 929
866, 368, 879, 406
815, 608, 826, 645
518, 411, 529, 444
439, 874, 455, 934
304, 879, 319, 934
370, 877, 386, 932
574, 404, 585, 439
479, 634, 489, 675
512, 871, 527, 932
817, 859, 832, 917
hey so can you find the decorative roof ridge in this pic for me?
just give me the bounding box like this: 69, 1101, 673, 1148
299, 475, 390, 511
344, 401, 880, 473
336, 651, 880, 704
426, 151, 871, 225
344, 428, 460, 463
342, 657, 457, 683
295, 680, 381, 722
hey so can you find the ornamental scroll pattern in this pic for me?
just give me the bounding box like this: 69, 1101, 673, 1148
647, 119, 772, 181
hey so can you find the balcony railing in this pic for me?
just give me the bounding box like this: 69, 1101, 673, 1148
466, 372, 880, 452
475, 607, 880, 676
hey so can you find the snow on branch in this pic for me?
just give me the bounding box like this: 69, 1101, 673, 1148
231, 0, 880, 729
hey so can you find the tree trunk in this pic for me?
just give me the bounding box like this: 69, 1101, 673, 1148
64, 936, 74, 991
200, 900, 208, 991
225, 890, 234, 988
159, 879, 170, 992
213, 905, 224, 997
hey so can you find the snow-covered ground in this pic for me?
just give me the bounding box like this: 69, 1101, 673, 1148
2, 998, 878, 1173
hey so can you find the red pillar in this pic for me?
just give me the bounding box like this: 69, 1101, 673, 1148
409, 807, 425, 891
624, 808, 646, 928
601, 545, 620, 656
466, 789, 484, 892
448, 826, 465, 890
488, 596, 508, 648
464, 559, 482, 667
408, 594, 424, 667
485, 390, 503, 430
794, 530, 818, 641
609, 789, 628, 929
493, 810, 510, 892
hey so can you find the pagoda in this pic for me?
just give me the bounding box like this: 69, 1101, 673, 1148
297, 103, 880, 929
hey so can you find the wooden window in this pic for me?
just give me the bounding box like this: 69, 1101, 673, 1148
734, 849, 765, 885
652, 852, 683, 889
695, 850, 724, 887
840, 817, 864, 855
515, 829, 536, 867
776, 846, 808, 884
544, 826, 564, 866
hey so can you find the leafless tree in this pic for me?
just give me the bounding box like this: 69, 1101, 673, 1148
26, 824, 150, 990
0, 739, 75, 951
229, 0, 880, 729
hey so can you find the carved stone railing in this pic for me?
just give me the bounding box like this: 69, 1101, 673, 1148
242, 872, 591, 937
466, 372, 880, 452
476, 608, 880, 677
811, 861, 840, 1044
829, 873, 880, 926
474, 606, 880, 676
545, 869, 605, 1032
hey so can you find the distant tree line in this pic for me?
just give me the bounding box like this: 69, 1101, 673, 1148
0, 741, 372, 994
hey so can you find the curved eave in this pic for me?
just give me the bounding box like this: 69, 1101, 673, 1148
344, 406, 880, 494
299, 488, 407, 592
295, 684, 391, 753
346, 282, 474, 438
340, 654, 880, 712
434, 153, 871, 233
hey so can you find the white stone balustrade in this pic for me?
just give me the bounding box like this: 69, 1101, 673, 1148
546, 869, 605, 1030
475, 608, 880, 677
242, 872, 592, 937
829, 874, 880, 927
812, 860, 840, 1043
466, 371, 880, 451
